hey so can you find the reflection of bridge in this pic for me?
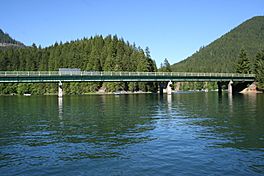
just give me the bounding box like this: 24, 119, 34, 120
0, 71, 255, 96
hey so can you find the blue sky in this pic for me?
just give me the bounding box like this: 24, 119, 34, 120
1, 0, 263, 66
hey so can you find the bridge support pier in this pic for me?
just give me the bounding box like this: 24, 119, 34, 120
167, 81, 173, 95
205, 82, 209, 92
217, 81, 222, 94
159, 83, 164, 95
58, 81, 63, 97
228, 80, 233, 94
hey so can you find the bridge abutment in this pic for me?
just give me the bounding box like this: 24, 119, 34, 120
232, 81, 257, 93
58, 81, 63, 97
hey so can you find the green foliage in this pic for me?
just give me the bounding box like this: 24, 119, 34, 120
0, 29, 24, 47
17, 83, 32, 95
171, 16, 264, 89
0, 83, 17, 94
0, 34, 157, 94
171, 16, 264, 73
159, 58, 172, 72
254, 50, 264, 88
0, 29, 18, 44
236, 49, 251, 74
179, 82, 217, 91
233, 49, 264, 88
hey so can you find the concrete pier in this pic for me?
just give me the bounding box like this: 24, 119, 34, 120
228, 80, 233, 93
205, 82, 208, 92
167, 81, 173, 95
159, 83, 164, 95
58, 81, 63, 97
217, 81, 222, 94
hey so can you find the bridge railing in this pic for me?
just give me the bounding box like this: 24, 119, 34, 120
0, 71, 59, 76
0, 71, 255, 78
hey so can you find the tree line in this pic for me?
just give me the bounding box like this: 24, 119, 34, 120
236, 49, 264, 88
0, 35, 158, 95
160, 50, 264, 91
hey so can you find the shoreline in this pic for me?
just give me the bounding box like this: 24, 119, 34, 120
1, 89, 263, 96
0, 91, 153, 96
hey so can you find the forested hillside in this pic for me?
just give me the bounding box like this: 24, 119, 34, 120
0, 29, 24, 47
171, 16, 264, 72
0, 34, 157, 94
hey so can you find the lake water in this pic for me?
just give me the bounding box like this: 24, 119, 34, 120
0, 92, 264, 176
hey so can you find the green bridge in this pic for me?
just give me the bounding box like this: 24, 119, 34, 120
0, 71, 255, 96
0, 71, 255, 82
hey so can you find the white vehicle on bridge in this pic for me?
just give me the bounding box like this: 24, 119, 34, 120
58, 68, 81, 75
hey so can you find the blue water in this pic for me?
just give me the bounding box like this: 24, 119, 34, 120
0, 93, 264, 175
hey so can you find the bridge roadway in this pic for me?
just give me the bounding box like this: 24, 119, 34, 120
0, 71, 256, 83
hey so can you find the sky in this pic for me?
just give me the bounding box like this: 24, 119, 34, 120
1, 0, 264, 66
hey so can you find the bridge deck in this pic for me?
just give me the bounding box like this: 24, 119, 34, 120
0, 71, 255, 83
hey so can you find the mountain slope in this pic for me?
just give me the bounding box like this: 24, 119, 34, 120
0, 29, 24, 47
171, 16, 264, 72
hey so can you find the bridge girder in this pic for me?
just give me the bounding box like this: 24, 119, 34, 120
0, 71, 255, 83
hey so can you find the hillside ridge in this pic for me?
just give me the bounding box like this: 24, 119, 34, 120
0, 29, 24, 47
171, 16, 264, 73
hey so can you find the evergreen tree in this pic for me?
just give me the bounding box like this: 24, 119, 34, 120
171, 16, 264, 73
159, 58, 172, 72
0, 33, 158, 94
254, 50, 264, 87
236, 49, 251, 74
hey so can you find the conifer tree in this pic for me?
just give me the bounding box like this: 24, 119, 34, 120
159, 58, 172, 72
0, 33, 158, 94
254, 50, 264, 87
236, 49, 251, 74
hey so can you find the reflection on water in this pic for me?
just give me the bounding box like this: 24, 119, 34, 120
0, 93, 264, 175
167, 94, 172, 112
58, 97, 63, 120
56, 95, 157, 149
189, 93, 264, 150
228, 92, 233, 106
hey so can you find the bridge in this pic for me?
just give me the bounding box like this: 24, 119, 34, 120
0, 71, 255, 96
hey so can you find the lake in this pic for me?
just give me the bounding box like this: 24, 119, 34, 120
0, 92, 264, 175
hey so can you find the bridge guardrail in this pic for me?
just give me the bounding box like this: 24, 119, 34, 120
0, 71, 255, 78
